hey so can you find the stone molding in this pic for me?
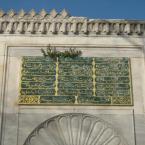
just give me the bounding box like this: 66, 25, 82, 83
0, 9, 144, 36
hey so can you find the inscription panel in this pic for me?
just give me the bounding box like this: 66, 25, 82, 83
19, 57, 132, 105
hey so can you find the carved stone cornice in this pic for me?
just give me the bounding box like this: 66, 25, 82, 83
0, 9, 145, 36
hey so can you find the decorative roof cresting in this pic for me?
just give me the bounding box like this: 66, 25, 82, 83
0, 9, 144, 36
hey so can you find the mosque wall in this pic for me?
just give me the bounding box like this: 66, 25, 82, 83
0, 12, 145, 145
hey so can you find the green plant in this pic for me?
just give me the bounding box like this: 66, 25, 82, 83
41, 46, 82, 60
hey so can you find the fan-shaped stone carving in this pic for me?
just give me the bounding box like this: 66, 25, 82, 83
24, 113, 128, 145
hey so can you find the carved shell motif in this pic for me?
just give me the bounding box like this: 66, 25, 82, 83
24, 113, 128, 145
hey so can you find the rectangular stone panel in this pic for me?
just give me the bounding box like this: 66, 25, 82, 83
19, 57, 132, 105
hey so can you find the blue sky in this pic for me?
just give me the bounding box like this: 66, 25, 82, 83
0, 0, 145, 20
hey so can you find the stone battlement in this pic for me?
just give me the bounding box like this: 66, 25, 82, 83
0, 9, 144, 36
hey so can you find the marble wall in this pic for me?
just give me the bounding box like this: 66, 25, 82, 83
0, 35, 145, 145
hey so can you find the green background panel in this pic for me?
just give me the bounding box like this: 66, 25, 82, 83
19, 57, 132, 105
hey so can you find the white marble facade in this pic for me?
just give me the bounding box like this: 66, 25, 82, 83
0, 9, 145, 145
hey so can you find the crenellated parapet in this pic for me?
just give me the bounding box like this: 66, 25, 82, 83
0, 9, 144, 36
